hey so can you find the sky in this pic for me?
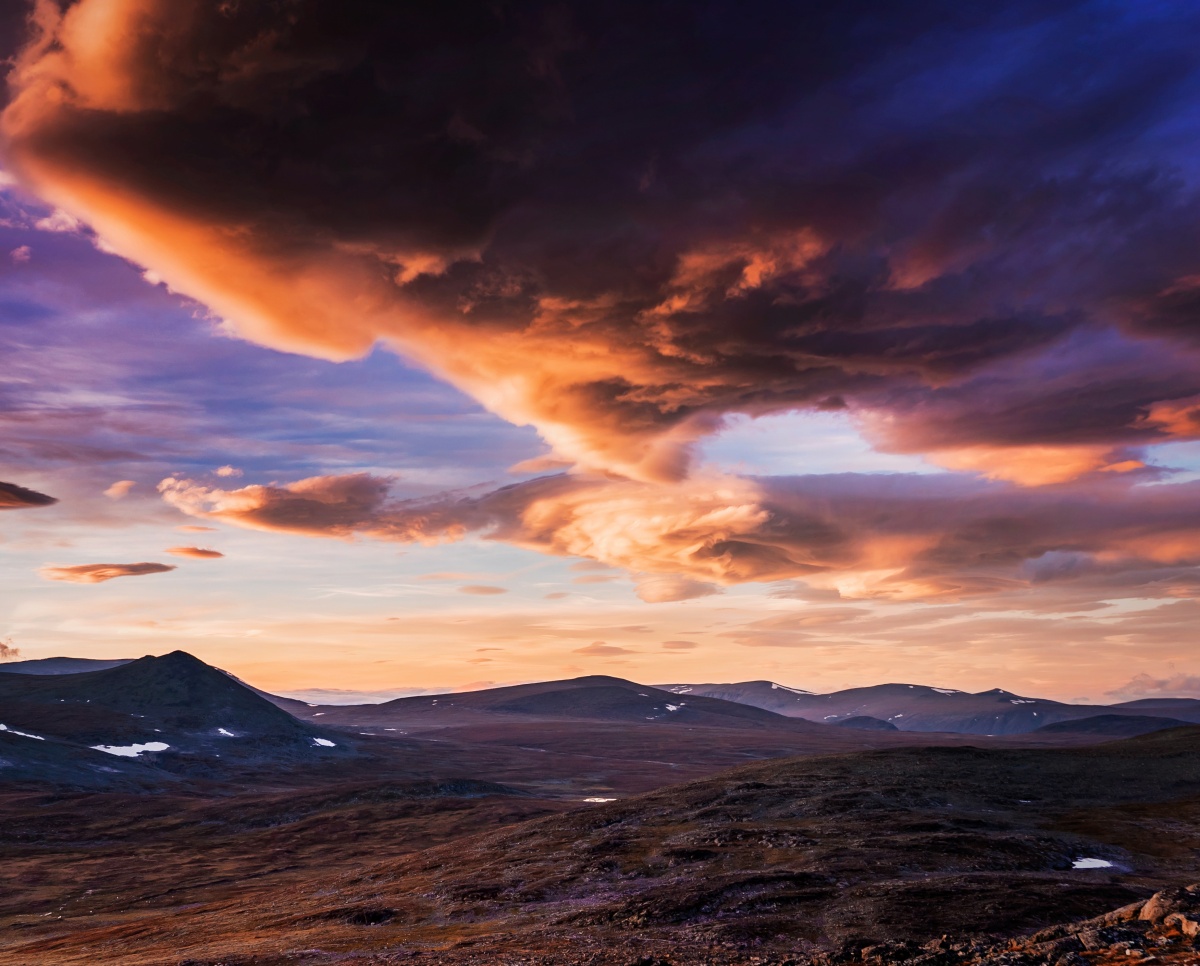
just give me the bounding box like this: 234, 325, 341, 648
3, 0, 1200, 702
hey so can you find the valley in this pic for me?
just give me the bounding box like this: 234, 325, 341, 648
0, 654, 1198, 964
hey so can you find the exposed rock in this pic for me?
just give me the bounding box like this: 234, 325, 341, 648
1164, 911, 1200, 937
1138, 884, 1200, 923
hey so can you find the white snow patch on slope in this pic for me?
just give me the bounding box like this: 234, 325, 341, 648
311, 737, 336, 747
0, 724, 44, 741
92, 741, 169, 757
932, 688, 959, 695
217, 728, 235, 737
771, 683, 811, 694
1072, 857, 1114, 869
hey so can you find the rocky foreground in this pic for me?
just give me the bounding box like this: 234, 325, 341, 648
155, 883, 1199, 965
821, 883, 1200, 966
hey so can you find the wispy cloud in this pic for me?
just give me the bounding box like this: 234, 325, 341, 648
1106, 673, 1200, 701
573, 641, 635, 657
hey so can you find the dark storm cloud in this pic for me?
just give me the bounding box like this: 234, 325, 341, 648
9, 1, 1200, 481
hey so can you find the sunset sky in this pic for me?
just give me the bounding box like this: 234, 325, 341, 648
3, 0, 1200, 702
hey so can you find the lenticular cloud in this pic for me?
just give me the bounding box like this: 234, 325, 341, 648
39, 562, 177, 584
0, 480, 56, 509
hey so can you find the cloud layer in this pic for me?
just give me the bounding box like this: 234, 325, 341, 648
157, 470, 1200, 603
8, 1, 1200, 481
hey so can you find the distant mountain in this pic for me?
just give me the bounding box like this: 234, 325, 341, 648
658, 680, 815, 715
660, 681, 1200, 735
0, 650, 350, 781
1112, 697, 1200, 714
1033, 714, 1194, 737
273, 686, 451, 705
0, 656, 135, 675
300, 675, 841, 734
835, 715, 898, 731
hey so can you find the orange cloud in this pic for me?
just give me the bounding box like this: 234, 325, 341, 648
633, 574, 722, 603
1137, 394, 1200, 439
104, 480, 136, 499
165, 546, 224, 559
925, 444, 1145, 487
39, 562, 176, 583
155, 468, 1200, 603
459, 585, 507, 595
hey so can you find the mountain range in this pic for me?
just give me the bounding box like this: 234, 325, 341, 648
659, 680, 1200, 735
7, 656, 1199, 741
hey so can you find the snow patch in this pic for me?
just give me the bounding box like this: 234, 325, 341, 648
312, 712, 325, 716
0, 724, 44, 741
217, 728, 235, 737
92, 741, 169, 757
1072, 857, 1113, 870
311, 737, 336, 748
771, 683, 811, 694
932, 688, 959, 695
583, 797, 617, 803
1010, 699, 1036, 705
665, 704, 681, 712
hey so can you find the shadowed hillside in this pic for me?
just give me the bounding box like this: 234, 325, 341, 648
0, 651, 350, 781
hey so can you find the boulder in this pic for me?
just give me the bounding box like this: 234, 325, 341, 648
1138, 884, 1200, 923
1164, 912, 1200, 938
